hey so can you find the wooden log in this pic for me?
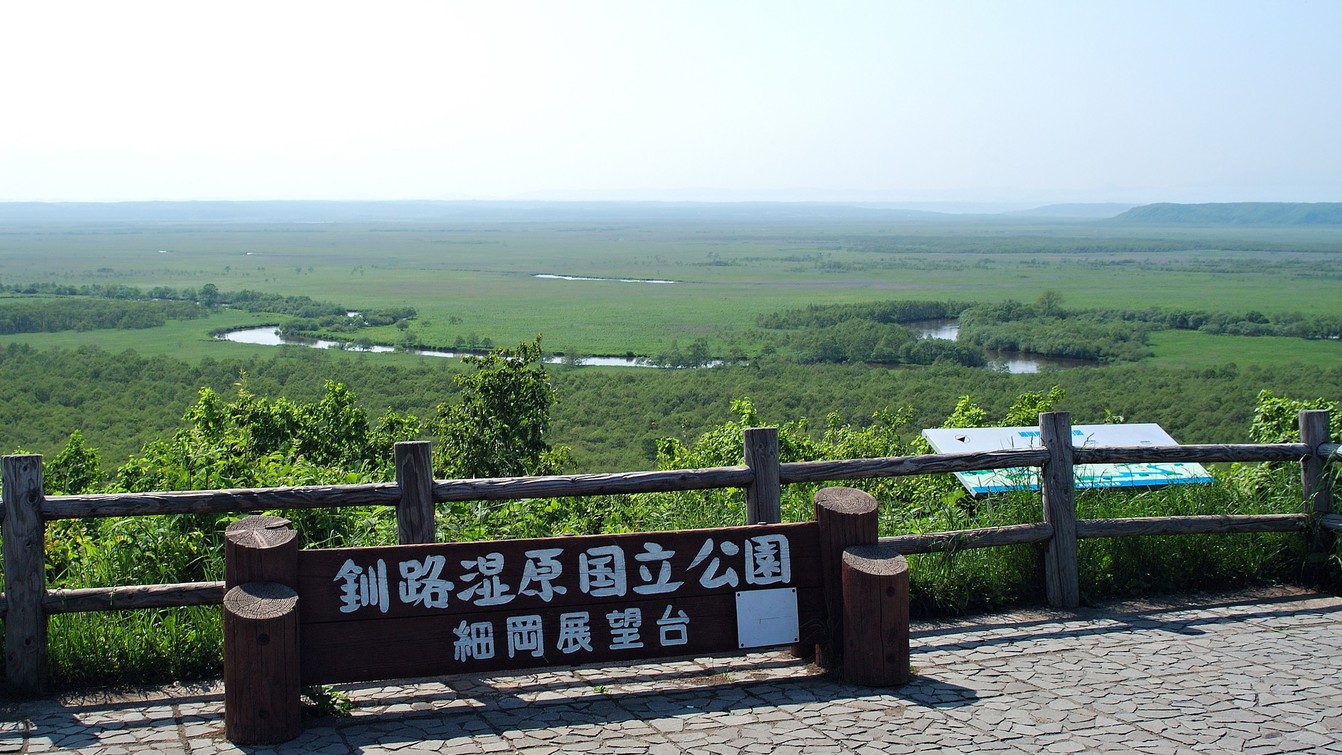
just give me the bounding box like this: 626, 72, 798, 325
1076, 514, 1307, 539
44, 467, 756, 520
223, 582, 302, 745
431, 466, 755, 501
395, 441, 436, 544
1074, 443, 1309, 465
1319, 442, 1340, 460
44, 483, 401, 519
35, 439, 1323, 522
875, 514, 1303, 556
781, 448, 1051, 484
3, 454, 48, 696
1040, 413, 1079, 609
1321, 513, 1342, 533
44, 581, 225, 614
880, 522, 1054, 555
813, 486, 879, 667
744, 427, 781, 525
225, 516, 298, 590
841, 544, 909, 686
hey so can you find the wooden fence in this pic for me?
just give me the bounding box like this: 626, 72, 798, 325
2, 411, 1338, 695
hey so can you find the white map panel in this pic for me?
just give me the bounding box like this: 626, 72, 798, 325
921, 423, 1213, 496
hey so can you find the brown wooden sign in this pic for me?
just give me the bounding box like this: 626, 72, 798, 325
296, 522, 822, 684
221, 488, 906, 744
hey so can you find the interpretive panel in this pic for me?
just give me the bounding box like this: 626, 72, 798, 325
922, 423, 1213, 496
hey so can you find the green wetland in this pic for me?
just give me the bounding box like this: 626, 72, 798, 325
3, 203, 1340, 471
0, 201, 1340, 688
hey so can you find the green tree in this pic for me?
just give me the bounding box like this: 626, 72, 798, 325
1248, 389, 1339, 444
114, 380, 417, 492
686, 338, 711, 367
944, 395, 989, 428
1002, 386, 1066, 426
1036, 289, 1064, 317
46, 430, 102, 494
431, 337, 571, 479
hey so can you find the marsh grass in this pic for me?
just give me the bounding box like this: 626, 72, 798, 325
6, 218, 1342, 366
1076, 475, 1305, 598
48, 607, 223, 687
898, 491, 1047, 615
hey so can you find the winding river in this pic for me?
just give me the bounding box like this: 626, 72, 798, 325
218, 315, 1088, 374
217, 327, 675, 368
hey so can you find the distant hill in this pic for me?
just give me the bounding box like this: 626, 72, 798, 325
0, 200, 954, 225
1009, 203, 1136, 219
1112, 202, 1342, 226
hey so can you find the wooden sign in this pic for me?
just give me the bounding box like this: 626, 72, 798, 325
223, 488, 908, 744
296, 522, 822, 684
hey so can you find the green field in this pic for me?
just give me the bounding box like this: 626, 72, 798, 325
1147, 330, 1342, 369
4, 209, 1342, 360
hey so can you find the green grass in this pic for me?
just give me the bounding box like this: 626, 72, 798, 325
1074, 477, 1305, 598
1147, 330, 1342, 369
0, 309, 278, 359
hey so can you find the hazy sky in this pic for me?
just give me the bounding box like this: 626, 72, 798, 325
3, 1, 1339, 204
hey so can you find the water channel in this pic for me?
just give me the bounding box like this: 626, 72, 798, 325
218, 320, 1086, 373
904, 320, 1094, 373
217, 327, 671, 367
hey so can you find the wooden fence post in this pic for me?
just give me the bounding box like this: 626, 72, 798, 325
744, 427, 781, 525
223, 582, 301, 745
223, 515, 302, 745
3, 454, 48, 696
1040, 412, 1080, 609
395, 441, 436, 544
841, 543, 910, 686
813, 486, 879, 667
1300, 409, 1334, 580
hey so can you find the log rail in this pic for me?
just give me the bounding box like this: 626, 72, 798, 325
1, 410, 1337, 695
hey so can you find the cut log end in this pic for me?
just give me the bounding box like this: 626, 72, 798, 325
842, 544, 909, 576
224, 582, 298, 620
225, 516, 296, 550
814, 486, 878, 516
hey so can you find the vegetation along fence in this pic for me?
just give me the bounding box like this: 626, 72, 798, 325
2, 411, 1338, 696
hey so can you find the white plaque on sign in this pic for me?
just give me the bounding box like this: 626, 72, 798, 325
922, 423, 1213, 496
735, 588, 799, 648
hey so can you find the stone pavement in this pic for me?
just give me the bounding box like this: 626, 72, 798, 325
3, 587, 1340, 754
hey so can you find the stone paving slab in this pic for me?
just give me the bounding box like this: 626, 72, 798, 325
2, 587, 1339, 754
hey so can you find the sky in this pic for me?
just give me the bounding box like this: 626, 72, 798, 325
2, 1, 1340, 205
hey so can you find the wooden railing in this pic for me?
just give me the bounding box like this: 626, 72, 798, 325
1, 411, 1337, 695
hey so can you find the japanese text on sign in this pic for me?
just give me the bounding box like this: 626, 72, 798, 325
333, 533, 792, 615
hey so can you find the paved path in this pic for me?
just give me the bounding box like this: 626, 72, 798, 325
3, 587, 1340, 754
